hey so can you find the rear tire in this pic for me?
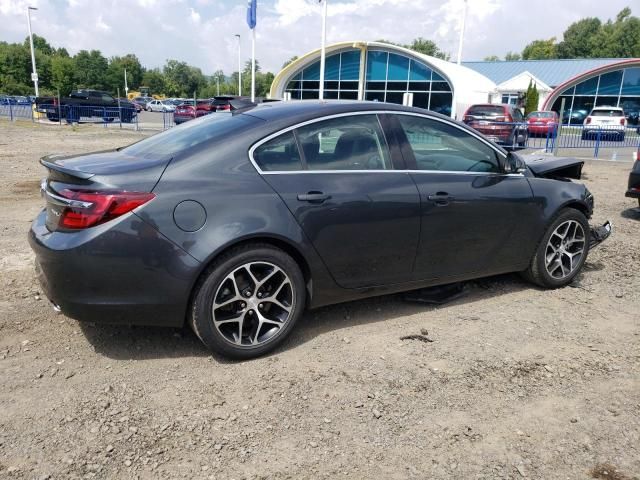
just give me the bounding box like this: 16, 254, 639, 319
522, 208, 590, 289
190, 244, 306, 359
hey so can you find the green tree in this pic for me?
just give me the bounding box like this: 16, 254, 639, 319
407, 37, 449, 60
105, 54, 143, 94
23, 34, 53, 56
50, 55, 75, 94
524, 80, 539, 115
504, 51, 521, 61
163, 59, 207, 97
556, 17, 602, 58
74, 50, 108, 89
141, 69, 165, 95
483, 55, 500, 61
522, 38, 557, 60
0, 41, 31, 93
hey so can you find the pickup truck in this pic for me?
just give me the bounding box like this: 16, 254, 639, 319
35, 89, 136, 123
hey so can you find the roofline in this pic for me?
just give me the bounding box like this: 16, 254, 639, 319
542, 58, 640, 110
462, 58, 626, 64
495, 70, 551, 91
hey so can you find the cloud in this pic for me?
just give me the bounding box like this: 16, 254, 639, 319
0, 0, 633, 74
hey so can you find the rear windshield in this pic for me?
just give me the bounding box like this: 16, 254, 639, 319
466, 105, 505, 116
121, 112, 261, 159
529, 112, 554, 118
591, 109, 623, 116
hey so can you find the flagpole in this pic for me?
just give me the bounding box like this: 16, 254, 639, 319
235, 34, 241, 96
319, 0, 327, 100
251, 27, 256, 102
456, 0, 468, 65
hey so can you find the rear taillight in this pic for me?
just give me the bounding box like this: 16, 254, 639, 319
220, 105, 231, 111
620, 118, 625, 126
57, 189, 155, 229
586, 117, 592, 124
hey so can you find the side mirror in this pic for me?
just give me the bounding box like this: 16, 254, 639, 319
505, 152, 527, 174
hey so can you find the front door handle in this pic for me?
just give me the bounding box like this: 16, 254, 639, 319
427, 192, 453, 206
297, 191, 331, 204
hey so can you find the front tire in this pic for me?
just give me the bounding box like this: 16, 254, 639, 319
190, 244, 306, 359
523, 208, 590, 288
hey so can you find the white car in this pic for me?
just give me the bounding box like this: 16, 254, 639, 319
582, 106, 627, 140
146, 100, 176, 113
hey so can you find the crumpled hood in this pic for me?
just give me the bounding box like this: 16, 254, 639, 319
524, 156, 584, 179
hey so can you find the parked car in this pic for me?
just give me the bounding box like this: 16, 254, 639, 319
132, 96, 152, 111
12, 96, 31, 105
582, 106, 627, 141
626, 146, 640, 207
526, 111, 558, 136
29, 100, 611, 359
562, 108, 589, 126
0, 95, 17, 105
35, 89, 136, 123
462, 103, 528, 147
173, 97, 250, 124
146, 99, 176, 112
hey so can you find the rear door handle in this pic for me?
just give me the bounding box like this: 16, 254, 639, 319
427, 192, 453, 206
297, 192, 331, 204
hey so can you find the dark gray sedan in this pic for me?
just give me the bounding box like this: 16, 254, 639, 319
29, 101, 610, 359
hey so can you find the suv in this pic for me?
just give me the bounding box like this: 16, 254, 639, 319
462, 104, 528, 147
582, 106, 627, 140
626, 146, 640, 208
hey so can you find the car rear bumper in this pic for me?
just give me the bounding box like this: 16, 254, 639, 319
28, 209, 200, 327
626, 187, 640, 198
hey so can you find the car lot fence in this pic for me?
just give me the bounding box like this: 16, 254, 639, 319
468, 121, 640, 158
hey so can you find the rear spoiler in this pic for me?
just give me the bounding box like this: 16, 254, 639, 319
229, 98, 281, 111
40, 157, 95, 180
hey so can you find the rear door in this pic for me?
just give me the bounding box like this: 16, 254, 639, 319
253, 113, 421, 289
391, 113, 539, 281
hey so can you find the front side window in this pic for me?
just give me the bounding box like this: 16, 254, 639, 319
397, 115, 501, 173
295, 115, 391, 170
253, 131, 302, 172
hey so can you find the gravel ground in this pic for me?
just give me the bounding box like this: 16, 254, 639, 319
0, 122, 638, 480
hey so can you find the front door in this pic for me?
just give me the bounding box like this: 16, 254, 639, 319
253, 113, 421, 289
391, 113, 539, 281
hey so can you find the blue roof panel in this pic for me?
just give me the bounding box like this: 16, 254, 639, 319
462, 59, 623, 87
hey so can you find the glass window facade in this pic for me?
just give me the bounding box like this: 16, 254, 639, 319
284, 48, 453, 116
364, 49, 452, 116
551, 67, 640, 125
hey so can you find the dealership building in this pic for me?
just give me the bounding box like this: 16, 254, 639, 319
269, 41, 640, 123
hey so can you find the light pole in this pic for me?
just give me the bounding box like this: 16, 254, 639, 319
27, 6, 39, 96
235, 34, 241, 96
318, 0, 328, 100
456, 0, 468, 65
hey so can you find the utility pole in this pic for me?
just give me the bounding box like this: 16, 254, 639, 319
235, 34, 242, 96
124, 68, 129, 98
27, 6, 39, 96
456, 0, 468, 65
318, 0, 328, 100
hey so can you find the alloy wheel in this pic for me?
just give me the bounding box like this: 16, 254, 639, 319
212, 261, 294, 347
544, 220, 586, 279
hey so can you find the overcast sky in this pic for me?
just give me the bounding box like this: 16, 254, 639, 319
0, 0, 634, 74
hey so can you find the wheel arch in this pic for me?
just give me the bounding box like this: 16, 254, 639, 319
184, 234, 314, 326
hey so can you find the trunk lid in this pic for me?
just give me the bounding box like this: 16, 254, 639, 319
40, 150, 170, 232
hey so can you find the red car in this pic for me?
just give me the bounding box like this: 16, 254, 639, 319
526, 111, 558, 136
462, 104, 528, 147
174, 96, 251, 124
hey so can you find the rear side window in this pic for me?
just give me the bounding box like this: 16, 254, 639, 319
253, 132, 302, 171
397, 115, 501, 173
512, 108, 524, 121
295, 115, 391, 170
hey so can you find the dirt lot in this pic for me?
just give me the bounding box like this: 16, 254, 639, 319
0, 121, 638, 480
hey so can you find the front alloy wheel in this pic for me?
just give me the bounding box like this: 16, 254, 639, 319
523, 208, 590, 288
544, 220, 585, 280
